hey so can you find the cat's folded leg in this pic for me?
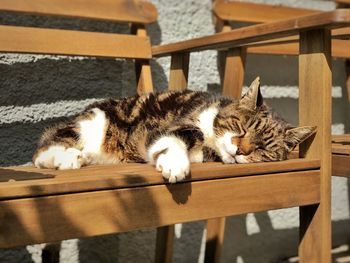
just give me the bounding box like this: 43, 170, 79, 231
34, 145, 88, 170
147, 136, 190, 183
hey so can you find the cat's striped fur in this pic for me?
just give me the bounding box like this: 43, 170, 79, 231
33, 78, 316, 183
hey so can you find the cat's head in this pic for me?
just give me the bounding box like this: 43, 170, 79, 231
233, 77, 316, 163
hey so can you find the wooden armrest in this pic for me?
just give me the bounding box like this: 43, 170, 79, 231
213, 0, 320, 23
152, 9, 350, 57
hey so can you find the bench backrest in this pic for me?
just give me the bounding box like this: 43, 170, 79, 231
0, 0, 157, 94
0, 0, 156, 59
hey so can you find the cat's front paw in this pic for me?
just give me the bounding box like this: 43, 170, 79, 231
156, 149, 190, 183
148, 136, 190, 183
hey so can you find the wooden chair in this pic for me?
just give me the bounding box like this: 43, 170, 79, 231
208, 1, 350, 261
1, 1, 350, 263
152, 10, 350, 262
212, 0, 350, 178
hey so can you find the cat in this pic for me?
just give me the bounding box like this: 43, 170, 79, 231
33, 77, 316, 183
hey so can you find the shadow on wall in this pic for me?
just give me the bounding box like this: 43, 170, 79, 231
0, 11, 166, 263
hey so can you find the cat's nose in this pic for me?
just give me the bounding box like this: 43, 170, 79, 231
236, 145, 254, 155
236, 148, 243, 155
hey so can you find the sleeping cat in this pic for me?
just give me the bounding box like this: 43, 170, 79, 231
33, 77, 316, 183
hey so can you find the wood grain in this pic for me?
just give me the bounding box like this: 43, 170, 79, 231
0, 0, 157, 24
0, 25, 152, 59
152, 10, 350, 57
0, 170, 320, 248
0, 159, 320, 200
298, 29, 332, 263
168, 53, 190, 91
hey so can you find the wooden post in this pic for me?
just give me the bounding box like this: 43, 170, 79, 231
204, 217, 226, 263
222, 47, 246, 99
131, 24, 153, 95
345, 60, 350, 101
204, 16, 246, 263
168, 53, 190, 91
155, 225, 175, 263
298, 29, 332, 263
154, 52, 190, 263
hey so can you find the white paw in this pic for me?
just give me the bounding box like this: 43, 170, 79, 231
148, 136, 190, 183
216, 132, 238, 163
156, 150, 190, 183
34, 146, 84, 170
235, 155, 249, 164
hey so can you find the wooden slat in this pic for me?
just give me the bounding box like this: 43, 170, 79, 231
168, 53, 190, 91
332, 155, 350, 176
332, 134, 350, 142
0, 170, 320, 248
152, 10, 350, 57
298, 29, 332, 263
332, 144, 350, 155
213, 1, 320, 23
0, 0, 157, 24
0, 26, 151, 59
247, 39, 350, 59
0, 159, 320, 200
0, 25, 152, 59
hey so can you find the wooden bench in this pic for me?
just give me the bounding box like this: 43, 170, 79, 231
212, 0, 350, 179
1, 2, 349, 263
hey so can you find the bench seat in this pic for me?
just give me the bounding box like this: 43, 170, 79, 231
0, 159, 320, 248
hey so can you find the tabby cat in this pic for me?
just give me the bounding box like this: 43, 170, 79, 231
33, 77, 316, 183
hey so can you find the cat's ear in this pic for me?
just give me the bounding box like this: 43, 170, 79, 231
240, 76, 263, 110
284, 126, 317, 152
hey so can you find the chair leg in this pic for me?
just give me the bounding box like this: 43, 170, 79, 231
204, 217, 226, 263
345, 59, 350, 101
298, 29, 332, 263
131, 24, 154, 95
154, 53, 191, 263
155, 225, 175, 263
